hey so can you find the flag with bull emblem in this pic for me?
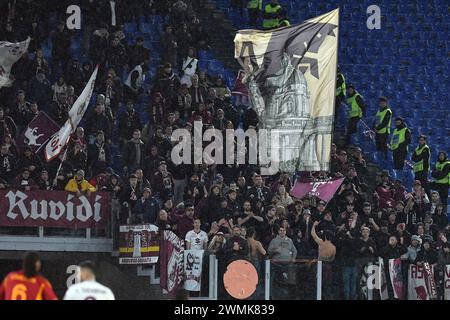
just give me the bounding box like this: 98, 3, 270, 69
0, 38, 30, 88
17, 111, 60, 154
234, 9, 339, 173
290, 177, 344, 202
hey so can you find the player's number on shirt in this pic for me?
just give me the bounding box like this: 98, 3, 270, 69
11, 284, 27, 300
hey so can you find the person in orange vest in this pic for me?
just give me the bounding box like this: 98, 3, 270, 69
0, 252, 57, 300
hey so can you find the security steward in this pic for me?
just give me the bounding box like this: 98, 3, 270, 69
373, 96, 392, 160
430, 151, 449, 205
411, 135, 430, 186
389, 117, 411, 173
346, 84, 365, 144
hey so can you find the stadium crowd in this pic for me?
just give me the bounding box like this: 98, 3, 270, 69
0, 0, 448, 300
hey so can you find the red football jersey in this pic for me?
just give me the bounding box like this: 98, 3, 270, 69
0, 271, 57, 300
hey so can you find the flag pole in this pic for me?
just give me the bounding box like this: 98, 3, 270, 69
51, 147, 69, 190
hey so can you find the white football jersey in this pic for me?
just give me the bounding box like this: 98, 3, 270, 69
63, 280, 115, 300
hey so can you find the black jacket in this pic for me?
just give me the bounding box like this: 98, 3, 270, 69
123, 139, 145, 168
415, 247, 438, 264
118, 110, 142, 140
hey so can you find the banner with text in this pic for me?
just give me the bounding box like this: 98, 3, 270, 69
407, 264, 436, 300
0, 190, 110, 229
119, 224, 160, 265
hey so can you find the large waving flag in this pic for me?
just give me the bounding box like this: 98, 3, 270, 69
44, 65, 98, 162
160, 230, 184, 296
234, 9, 339, 173
0, 38, 30, 88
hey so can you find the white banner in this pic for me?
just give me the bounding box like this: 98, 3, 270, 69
408, 264, 435, 300
0, 38, 30, 88
183, 250, 204, 292
444, 265, 450, 300
360, 258, 388, 300
45, 65, 98, 161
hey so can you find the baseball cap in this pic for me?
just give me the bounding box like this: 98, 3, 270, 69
318, 200, 327, 206
363, 202, 372, 207
143, 187, 151, 193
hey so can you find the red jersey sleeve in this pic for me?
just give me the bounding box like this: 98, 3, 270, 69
41, 278, 58, 300
0, 277, 6, 300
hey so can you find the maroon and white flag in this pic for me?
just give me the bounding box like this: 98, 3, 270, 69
388, 258, 405, 299
17, 111, 60, 153
45, 65, 98, 162
445, 265, 450, 300
408, 264, 436, 300
0, 190, 110, 229
290, 177, 344, 202
160, 230, 184, 296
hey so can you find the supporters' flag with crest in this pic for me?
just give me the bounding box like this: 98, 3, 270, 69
388, 258, 405, 299
234, 9, 339, 173
119, 224, 160, 265
44, 65, 98, 162
160, 230, 184, 296
0, 38, 30, 88
17, 111, 60, 153
290, 177, 344, 202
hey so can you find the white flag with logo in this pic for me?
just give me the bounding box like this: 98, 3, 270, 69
45, 65, 98, 162
183, 250, 204, 292
0, 38, 30, 88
